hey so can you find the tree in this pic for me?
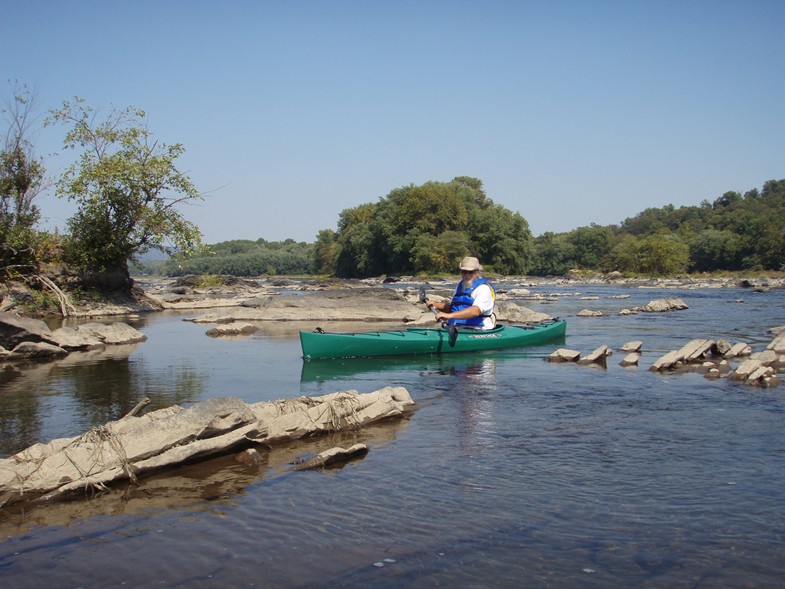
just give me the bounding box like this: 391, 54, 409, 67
638, 233, 690, 275
47, 98, 202, 273
1, 82, 47, 273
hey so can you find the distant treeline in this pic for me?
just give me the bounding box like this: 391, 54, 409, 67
148, 177, 785, 278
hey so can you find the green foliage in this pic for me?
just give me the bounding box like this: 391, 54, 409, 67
1, 83, 46, 275
532, 179, 785, 276
162, 238, 313, 276
331, 177, 533, 277
47, 98, 203, 272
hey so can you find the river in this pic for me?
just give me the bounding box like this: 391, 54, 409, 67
1, 283, 784, 588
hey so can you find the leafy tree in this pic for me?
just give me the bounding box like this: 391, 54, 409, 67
1, 83, 47, 274
531, 232, 576, 275
48, 98, 202, 273
607, 234, 642, 273
689, 229, 745, 272
566, 224, 613, 270
638, 233, 690, 275
469, 203, 532, 274
312, 229, 338, 274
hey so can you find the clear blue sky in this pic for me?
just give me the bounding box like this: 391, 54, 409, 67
4, 0, 783, 244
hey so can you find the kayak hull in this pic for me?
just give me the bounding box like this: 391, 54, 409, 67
299, 320, 566, 359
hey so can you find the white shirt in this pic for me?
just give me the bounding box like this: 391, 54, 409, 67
453, 281, 495, 329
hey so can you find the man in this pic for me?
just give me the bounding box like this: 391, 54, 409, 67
426, 256, 496, 330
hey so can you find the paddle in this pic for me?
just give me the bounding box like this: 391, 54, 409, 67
418, 286, 458, 345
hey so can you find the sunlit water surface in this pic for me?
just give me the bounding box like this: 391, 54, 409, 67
1, 284, 784, 588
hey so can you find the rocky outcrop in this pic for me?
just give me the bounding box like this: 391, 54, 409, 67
0, 312, 146, 361
0, 387, 415, 507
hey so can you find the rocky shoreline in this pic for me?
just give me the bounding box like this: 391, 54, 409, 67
1, 274, 783, 387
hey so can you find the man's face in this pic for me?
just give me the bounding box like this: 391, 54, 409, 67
461, 269, 477, 288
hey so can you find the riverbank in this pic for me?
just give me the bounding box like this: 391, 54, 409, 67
2, 273, 783, 319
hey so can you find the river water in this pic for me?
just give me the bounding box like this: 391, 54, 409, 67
1, 283, 784, 588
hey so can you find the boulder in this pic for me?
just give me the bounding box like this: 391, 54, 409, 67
494, 301, 550, 323
620, 341, 643, 353
547, 348, 581, 362
11, 341, 69, 358
724, 342, 753, 358
650, 350, 683, 371
649, 339, 715, 372
619, 352, 641, 367
75, 322, 147, 345
48, 326, 105, 351
206, 322, 259, 337
729, 358, 780, 386
641, 297, 688, 312
751, 350, 778, 366
579, 345, 612, 365
767, 332, 785, 353
679, 339, 714, 363
0, 312, 53, 348
714, 339, 732, 355
577, 309, 603, 317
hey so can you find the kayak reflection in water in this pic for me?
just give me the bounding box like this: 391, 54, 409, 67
426, 257, 496, 330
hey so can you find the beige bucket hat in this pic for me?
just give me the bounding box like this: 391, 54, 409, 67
459, 256, 482, 271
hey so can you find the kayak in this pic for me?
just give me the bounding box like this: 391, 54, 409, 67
299, 319, 566, 359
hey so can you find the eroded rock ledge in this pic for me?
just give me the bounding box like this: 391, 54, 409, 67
0, 387, 415, 507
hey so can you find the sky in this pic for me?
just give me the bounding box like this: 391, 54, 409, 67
3, 0, 783, 245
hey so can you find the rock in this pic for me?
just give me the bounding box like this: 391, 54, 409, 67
650, 350, 683, 371
620, 341, 643, 352
771, 325, 785, 335
751, 349, 778, 366
577, 309, 603, 317
48, 326, 106, 351
579, 345, 612, 365
608, 294, 631, 299
494, 301, 550, 323
579, 296, 599, 301
547, 348, 581, 362
0, 312, 53, 348
291, 443, 369, 471
75, 322, 147, 345
619, 308, 638, 315
767, 332, 785, 353
649, 339, 716, 372
705, 367, 722, 379
724, 342, 753, 358
206, 322, 259, 337
728, 359, 778, 386
679, 339, 715, 362
619, 352, 640, 367
234, 448, 265, 466
641, 297, 688, 312
0, 387, 415, 507
11, 341, 69, 357
714, 339, 732, 355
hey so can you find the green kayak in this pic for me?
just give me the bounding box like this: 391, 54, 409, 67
299, 319, 566, 359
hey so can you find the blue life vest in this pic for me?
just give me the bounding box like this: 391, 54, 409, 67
449, 277, 495, 327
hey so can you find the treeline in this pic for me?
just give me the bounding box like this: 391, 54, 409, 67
157, 239, 313, 276
150, 177, 785, 279
531, 179, 785, 275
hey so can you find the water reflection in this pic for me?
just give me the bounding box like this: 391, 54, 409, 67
0, 344, 207, 457
0, 415, 410, 537
300, 349, 534, 383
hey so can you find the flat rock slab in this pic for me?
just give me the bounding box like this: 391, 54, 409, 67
0, 387, 415, 507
